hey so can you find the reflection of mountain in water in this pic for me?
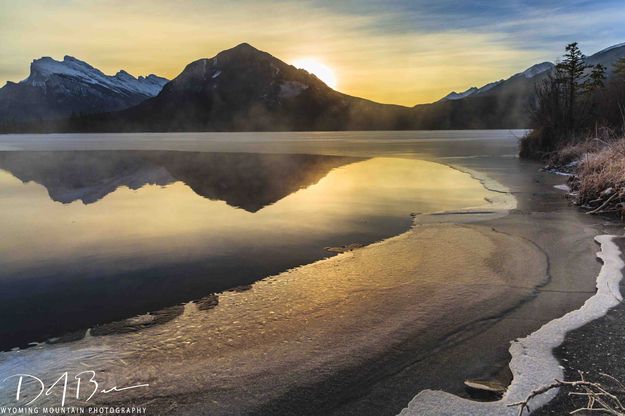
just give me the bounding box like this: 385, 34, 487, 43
0, 151, 359, 212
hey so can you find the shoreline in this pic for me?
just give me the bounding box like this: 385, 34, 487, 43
399, 234, 624, 415
536, 236, 625, 414
397, 155, 625, 415
0, 222, 549, 413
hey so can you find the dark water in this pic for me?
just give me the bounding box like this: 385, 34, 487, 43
0, 150, 486, 350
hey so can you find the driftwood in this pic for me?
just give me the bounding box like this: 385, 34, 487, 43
587, 192, 619, 214
508, 372, 625, 416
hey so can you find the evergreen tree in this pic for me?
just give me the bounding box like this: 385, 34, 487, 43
585, 64, 606, 92
556, 42, 588, 130
614, 57, 625, 80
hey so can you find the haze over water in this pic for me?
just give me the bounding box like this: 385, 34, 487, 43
0, 145, 490, 351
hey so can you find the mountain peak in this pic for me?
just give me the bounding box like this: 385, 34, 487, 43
596, 42, 625, 55
141, 74, 168, 84
115, 69, 136, 81
0, 55, 169, 123
520, 62, 554, 79
175, 43, 285, 87
63, 55, 89, 65
232, 42, 256, 51
216, 42, 267, 60
441, 87, 478, 101
29, 55, 98, 81
22, 55, 168, 94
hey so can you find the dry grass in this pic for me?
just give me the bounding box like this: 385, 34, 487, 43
549, 140, 603, 167
522, 126, 621, 163
570, 137, 625, 216
549, 127, 622, 165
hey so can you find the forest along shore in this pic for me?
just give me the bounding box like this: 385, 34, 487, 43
521, 43, 625, 221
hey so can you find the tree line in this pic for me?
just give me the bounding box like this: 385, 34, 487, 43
520, 42, 625, 159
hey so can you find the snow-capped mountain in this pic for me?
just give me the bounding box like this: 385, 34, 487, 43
438, 62, 553, 103
0, 56, 168, 123
586, 42, 625, 76
424, 43, 624, 129
520, 62, 554, 79
439, 79, 506, 102
475, 79, 504, 94
596, 42, 625, 55
437, 41, 625, 105
25, 56, 167, 96
440, 87, 478, 101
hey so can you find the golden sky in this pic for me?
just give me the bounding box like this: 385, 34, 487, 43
1, 0, 624, 105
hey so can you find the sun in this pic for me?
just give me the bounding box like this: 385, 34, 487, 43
292, 58, 338, 90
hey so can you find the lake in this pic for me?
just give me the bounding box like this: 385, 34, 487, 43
0, 130, 608, 415
0, 148, 490, 351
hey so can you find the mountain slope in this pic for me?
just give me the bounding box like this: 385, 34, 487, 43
0, 56, 168, 123
436, 62, 553, 104
586, 43, 625, 75
423, 43, 625, 129
440, 87, 479, 101
4, 42, 625, 132
34, 43, 415, 132
429, 43, 625, 128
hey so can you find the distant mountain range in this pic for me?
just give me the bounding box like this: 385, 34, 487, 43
438, 62, 554, 102
1, 42, 624, 132
0, 56, 168, 123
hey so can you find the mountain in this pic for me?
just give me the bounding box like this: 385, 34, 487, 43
439, 80, 507, 103
410, 62, 554, 129
0, 151, 358, 212
14, 43, 414, 132
3, 42, 625, 132
437, 62, 553, 104
422, 44, 625, 129
0, 56, 168, 123
440, 43, 625, 107
440, 87, 479, 101
521, 62, 554, 78
586, 43, 625, 75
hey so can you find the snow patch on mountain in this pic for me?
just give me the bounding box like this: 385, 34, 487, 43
437, 61, 554, 103
439, 79, 505, 102
279, 81, 309, 98
441, 87, 478, 101
520, 62, 554, 79
596, 42, 625, 55
475, 79, 504, 94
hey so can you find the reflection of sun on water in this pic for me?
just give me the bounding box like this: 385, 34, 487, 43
0, 158, 489, 269
292, 58, 338, 90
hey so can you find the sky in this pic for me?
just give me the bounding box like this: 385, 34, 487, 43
1, 0, 625, 105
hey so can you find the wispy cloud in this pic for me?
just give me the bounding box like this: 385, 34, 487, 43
1, 0, 623, 104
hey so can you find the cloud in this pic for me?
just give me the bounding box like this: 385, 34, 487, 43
1, 0, 624, 104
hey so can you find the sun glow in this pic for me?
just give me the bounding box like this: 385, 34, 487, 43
292, 58, 338, 90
